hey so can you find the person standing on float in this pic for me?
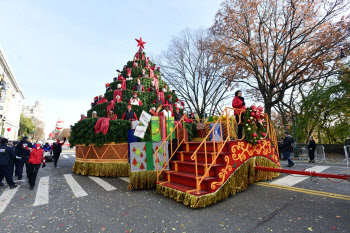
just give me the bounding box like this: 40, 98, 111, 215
232, 90, 246, 139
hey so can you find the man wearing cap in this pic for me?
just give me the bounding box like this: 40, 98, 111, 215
153, 94, 162, 104
15, 136, 33, 181
174, 98, 181, 109
92, 111, 98, 118
128, 93, 143, 106
173, 108, 182, 121
162, 85, 168, 92
23, 142, 45, 190
105, 83, 111, 92
0, 138, 18, 189
122, 105, 138, 121
133, 79, 145, 92
52, 137, 67, 168
161, 105, 172, 118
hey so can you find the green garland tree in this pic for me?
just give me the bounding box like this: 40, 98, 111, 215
70, 38, 198, 146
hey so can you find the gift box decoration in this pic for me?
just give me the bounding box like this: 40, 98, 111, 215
166, 117, 175, 139
131, 120, 140, 130
149, 116, 162, 142
209, 123, 223, 141
128, 130, 141, 143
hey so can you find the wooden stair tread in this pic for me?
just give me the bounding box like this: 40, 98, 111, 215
163, 171, 217, 180
185, 141, 224, 144
170, 160, 224, 167
157, 182, 209, 195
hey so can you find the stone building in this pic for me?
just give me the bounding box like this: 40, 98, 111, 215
0, 46, 25, 140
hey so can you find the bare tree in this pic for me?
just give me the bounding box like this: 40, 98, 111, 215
210, 0, 350, 117
159, 28, 233, 117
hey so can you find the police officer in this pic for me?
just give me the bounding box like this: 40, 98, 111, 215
0, 138, 18, 188
15, 136, 33, 181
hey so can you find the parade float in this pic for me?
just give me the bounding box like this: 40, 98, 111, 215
70, 38, 281, 208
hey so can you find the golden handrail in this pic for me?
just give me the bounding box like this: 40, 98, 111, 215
153, 116, 187, 182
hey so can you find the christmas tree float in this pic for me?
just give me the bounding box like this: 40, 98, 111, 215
70, 38, 197, 178
70, 38, 281, 208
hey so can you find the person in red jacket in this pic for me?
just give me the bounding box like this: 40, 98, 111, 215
23, 143, 45, 190
232, 90, 246, 139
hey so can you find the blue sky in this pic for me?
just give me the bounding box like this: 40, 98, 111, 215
0, 0, 222, 136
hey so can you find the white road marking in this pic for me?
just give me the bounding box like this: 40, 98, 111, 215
0, 186, 19, 214
33, 176, 49, 206
63, 174, 88, 198
119, 177, 130, 183
63, 155, 68, 158
70, 154, 75, 157
271, 166, 330, 186
89, 176, 117, 191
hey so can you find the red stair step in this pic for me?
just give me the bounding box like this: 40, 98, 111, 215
182, 142, 228, 152
170, 160, 225, 176
176, 151, 229, 164
157, 182, 209, 196
163, 171, 218, 191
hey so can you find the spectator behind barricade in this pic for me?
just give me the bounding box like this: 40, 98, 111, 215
282, 132, 295, 167
307, 136, 316, 163
278, 138, 285, 160
345, 136, 350, 155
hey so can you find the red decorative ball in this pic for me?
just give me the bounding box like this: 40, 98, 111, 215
252, 133, 257, 137
264, 125, 266, 127
247, 119, 251, 122
250, 112, 256, 117
259, 131, 262, 134
262, 133, 266, 137
252, 105, 257, 111
255, 112, 260, 119
257, 140, 261, 144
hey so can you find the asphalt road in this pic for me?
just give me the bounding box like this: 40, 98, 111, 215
0, 150, 349, 233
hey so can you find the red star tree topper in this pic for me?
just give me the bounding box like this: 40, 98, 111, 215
135, 37, 146, 50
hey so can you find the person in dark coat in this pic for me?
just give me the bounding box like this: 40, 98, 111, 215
15, 136, 33, 181
122, 105, 138, 121
307, 136, 316, 163
0, 138, 18, 188
173, 108, 182, 121
282, 132, 295, 167
232, 90, 246, 139
52, 137, 66, 168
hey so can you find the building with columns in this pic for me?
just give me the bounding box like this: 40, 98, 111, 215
0, 46, 25, 140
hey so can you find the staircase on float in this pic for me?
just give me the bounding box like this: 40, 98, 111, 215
157, 141, 228, 196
